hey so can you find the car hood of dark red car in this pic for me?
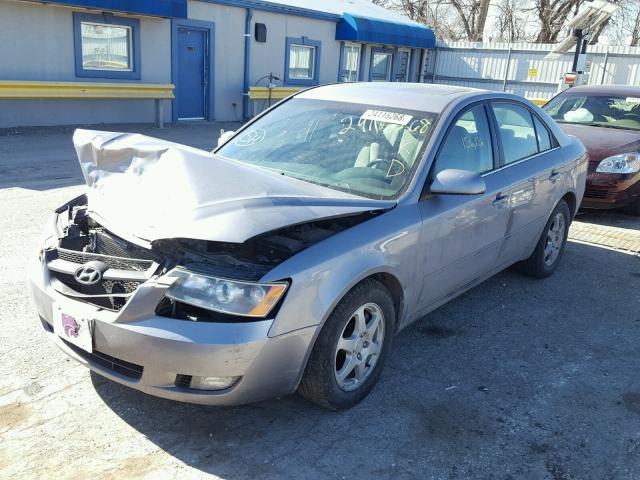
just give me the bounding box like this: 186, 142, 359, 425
558, 123, 640, 164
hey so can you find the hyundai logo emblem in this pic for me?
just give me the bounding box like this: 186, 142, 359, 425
74, 261, 107, 285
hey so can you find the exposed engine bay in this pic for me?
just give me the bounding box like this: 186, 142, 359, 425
46, 194, 380, 313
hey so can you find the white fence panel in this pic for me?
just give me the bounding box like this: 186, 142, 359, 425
425, 41, 640, 100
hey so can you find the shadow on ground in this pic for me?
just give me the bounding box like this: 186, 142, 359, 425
92, 241, 640, 479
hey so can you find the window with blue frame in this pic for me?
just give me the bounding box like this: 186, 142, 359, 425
284, 37, 321, 86
369, 49, 393, 81
73, 12, 141, 79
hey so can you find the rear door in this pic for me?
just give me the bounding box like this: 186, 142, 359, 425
488, 101, 561, 265
417, 103, 513, 309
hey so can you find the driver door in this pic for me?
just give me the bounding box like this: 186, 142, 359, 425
416, 103, 512, 310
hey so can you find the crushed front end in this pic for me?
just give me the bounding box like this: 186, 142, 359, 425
29, 194, 318, 405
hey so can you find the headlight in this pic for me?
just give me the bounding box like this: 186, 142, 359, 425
596, 152, 640, 174
164, 269, 288, 318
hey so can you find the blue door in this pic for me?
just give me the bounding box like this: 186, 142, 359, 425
177, 27, 208, 120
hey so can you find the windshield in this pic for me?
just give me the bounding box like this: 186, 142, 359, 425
543, 93, 640, 131
217, 98, 438, 199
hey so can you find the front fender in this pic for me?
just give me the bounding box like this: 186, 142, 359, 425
263, 205, 422, 338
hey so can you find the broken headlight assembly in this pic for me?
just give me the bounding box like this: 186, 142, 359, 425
164, 268, 288, 318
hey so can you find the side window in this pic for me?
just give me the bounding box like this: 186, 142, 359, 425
434, 105, 494, 175
533, 116, 553, 152
492, 103, 538, 164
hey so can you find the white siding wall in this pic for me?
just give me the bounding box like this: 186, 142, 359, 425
250, 10, 340, 86
425, 41, 640, 100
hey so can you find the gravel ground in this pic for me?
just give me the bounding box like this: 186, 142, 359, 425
1, 124, 640, 480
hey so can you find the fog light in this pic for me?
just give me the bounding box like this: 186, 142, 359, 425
190, 375, 240, 391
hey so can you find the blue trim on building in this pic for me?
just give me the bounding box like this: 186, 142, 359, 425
284, 36, 321, 87
368, 46, 394, 82
242, 8, 253, 120
195, 0, 340, 21
408, 48, 415, 82
358, 44, 366, 81
390, 46, 399, 81
73, 12, 141, 80
336, 13, 436, 49
45, 0, 186, 18
171, 18, 216, 123
337, 41, 345, 82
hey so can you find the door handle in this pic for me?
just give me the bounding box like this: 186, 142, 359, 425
492, 193, 509, 208
549, 169, 560, 181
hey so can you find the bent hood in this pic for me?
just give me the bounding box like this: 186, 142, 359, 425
73, 129, 393, 243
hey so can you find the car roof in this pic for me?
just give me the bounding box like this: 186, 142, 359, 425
560, 84, 640, 96
295, 82, 487, 113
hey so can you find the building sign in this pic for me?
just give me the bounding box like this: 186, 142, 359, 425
528, 68, 539, 78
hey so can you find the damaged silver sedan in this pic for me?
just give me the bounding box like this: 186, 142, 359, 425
29, 83, 587, 410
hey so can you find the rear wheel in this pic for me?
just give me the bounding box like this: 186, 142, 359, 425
298, 279, 395, 411
516, 200, 571, 278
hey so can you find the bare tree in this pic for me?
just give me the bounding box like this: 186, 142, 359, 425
449, 0, 492, 41
532, 0, 585, 43
493, 0, 535, 42
379, 0, 464, 40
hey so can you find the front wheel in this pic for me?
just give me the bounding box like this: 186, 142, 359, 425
516, 199, 571, 278
298, 279, 395, 410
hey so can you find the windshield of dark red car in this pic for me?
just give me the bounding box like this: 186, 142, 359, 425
544, 93, 640, 131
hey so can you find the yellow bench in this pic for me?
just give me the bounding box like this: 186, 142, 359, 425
0, 81, 175, 128
248, 86, 303, 101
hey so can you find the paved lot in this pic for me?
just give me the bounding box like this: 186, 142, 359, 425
1, 124, 639, 480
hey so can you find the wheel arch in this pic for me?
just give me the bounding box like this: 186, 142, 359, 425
561, 190, 577, 219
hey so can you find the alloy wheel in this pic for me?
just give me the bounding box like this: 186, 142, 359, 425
334, 302, 385, 392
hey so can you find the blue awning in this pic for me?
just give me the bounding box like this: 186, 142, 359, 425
336, 13, 436, 49
40, 0, 187, 18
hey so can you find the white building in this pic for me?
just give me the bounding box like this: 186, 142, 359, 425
0, 0, 436, 127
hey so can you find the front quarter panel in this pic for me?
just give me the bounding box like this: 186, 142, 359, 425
262, 204, 423, 338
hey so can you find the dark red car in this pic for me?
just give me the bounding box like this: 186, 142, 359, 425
543, 85, 640, 215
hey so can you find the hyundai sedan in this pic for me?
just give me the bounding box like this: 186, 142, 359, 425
29, 83, 587, 410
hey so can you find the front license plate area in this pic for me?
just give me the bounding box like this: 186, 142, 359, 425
53, 304, 94, 353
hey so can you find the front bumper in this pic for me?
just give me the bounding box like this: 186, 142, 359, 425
28, 256, 316, 406
581, 170, 640, 209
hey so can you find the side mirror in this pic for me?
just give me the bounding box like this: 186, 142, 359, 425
430, 169, 486, 195
217, 130, 236, 148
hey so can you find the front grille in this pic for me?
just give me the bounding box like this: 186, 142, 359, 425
62, 338, 144, 380
584, 189, 629, 201
175, 374, 193, 388
57, 247, 154, 272
52, 271, 142, 311
584, 189, 607, 199
93, 229, 157, 261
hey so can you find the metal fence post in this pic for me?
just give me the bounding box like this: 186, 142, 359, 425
600, 48, 610, 85
432, 44, 439, 84
502, 47, 512, 92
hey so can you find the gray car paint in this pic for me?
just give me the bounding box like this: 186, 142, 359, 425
30, 84, 588, 405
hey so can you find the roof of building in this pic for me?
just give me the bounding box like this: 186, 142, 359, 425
296, 82, 484, 113
259, 0, 424, 27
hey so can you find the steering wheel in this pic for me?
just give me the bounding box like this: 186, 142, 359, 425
367, 157, 409, 178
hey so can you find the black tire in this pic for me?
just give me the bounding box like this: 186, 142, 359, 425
516, 200, 571, 278
298, 279, 396, 411
516, 199, 571, 278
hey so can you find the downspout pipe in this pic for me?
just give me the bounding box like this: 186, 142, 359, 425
242, 8, 253, 120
